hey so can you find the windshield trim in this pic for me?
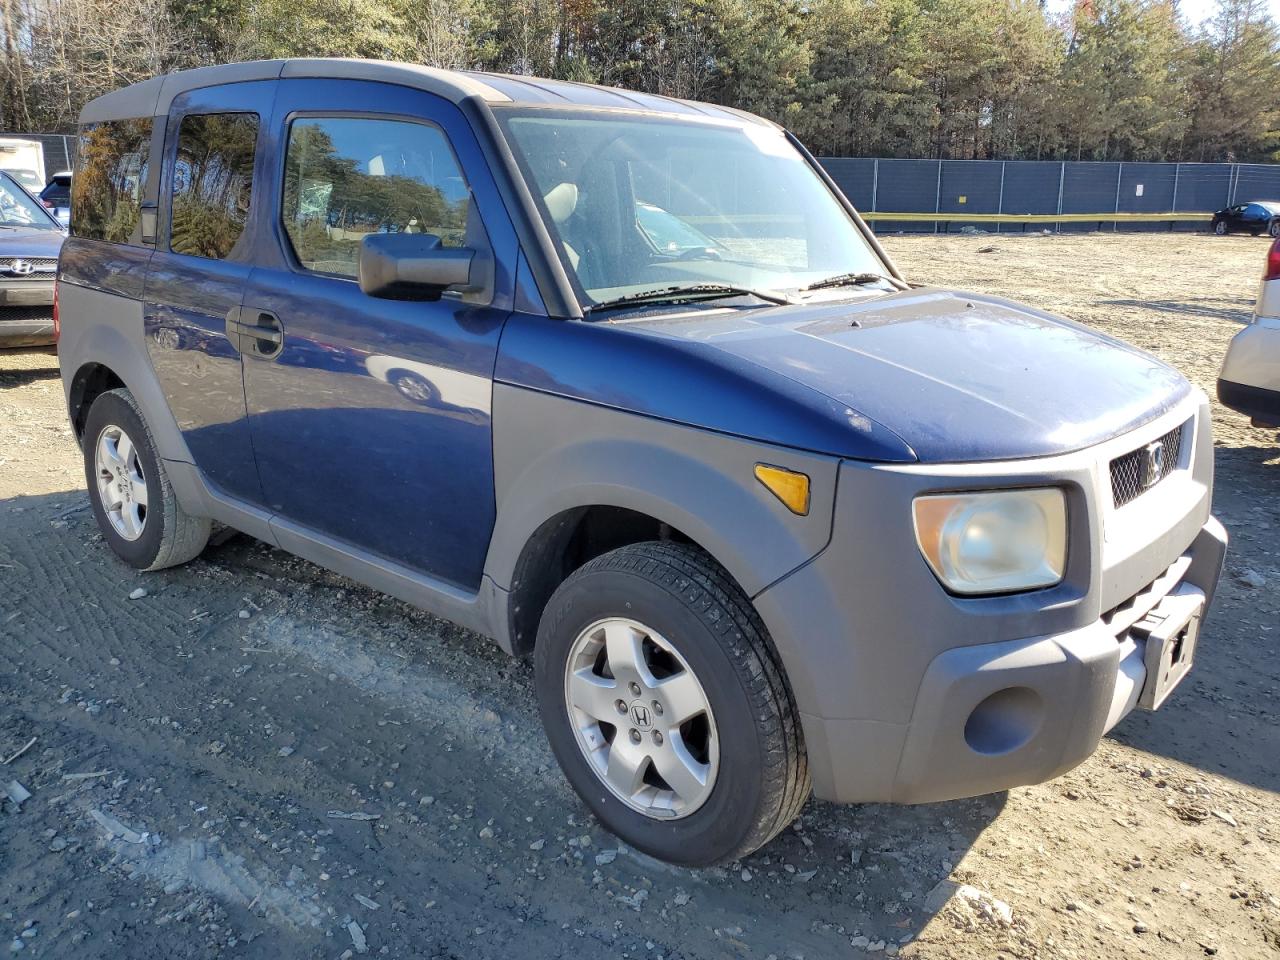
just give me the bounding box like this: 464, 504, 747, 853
490, 103, 898, 320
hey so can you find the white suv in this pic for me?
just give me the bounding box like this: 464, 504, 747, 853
1219, 236, 1280, 427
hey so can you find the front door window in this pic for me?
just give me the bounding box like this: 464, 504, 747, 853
281, 117, 471, 278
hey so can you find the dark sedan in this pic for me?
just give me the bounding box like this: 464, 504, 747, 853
0, 169, 65, 348
1212, 200, 1280, 237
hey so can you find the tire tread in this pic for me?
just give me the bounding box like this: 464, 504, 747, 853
570, 541, 810, 862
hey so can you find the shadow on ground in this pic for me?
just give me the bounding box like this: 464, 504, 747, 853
1099, 297, 1256, 324
0, 354, 59, 387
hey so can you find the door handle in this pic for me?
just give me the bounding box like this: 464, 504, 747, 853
139, 201, 158, 246
226, 307, 284, 359
228, 318, 282, 344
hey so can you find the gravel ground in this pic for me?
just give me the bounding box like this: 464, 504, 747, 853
1, 232, 1278, 960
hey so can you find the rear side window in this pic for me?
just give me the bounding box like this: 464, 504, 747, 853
281, 117, 470, 278
170, 113, 259, 260
72, 118, 152, 243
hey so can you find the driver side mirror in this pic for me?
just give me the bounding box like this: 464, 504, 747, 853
358, 234, 475, 302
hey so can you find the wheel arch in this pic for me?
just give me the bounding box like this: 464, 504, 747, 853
67, 360, 126, 440
500, 503, 720, 656
485, 386, 840, 659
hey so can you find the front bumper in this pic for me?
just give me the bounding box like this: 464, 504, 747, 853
1218, 378, 1280, 425
755, 395, 1226, 804
0, 305, 56, 347
0, 277, 54, 307
0, 278, 55, 347
1218, 320, 1280, 424
884, 518, 1224, 803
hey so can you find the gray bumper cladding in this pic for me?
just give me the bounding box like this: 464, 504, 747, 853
808, 516, 1227, 805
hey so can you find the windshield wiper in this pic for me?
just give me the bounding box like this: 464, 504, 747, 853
801, 271, 907, 292
583, 283, 792, 315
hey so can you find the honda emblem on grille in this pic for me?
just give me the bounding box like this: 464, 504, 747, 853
8, 259, 34, 276
1141, 440, 1165, 489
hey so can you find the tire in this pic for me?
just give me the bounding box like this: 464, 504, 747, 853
1270, 220, 1280, 239
1250, 229, 1262, 237
1214, 221, 1228, 236
83, 388, 211, 571
534, 541, 809, 866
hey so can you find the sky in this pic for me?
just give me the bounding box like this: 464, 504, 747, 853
1046, 0, 1280, 30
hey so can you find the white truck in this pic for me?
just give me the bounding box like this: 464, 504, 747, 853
0, 138, 47, 193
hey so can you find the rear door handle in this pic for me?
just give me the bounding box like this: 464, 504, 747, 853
228, 317, 282, 344
226, 307, 284, 358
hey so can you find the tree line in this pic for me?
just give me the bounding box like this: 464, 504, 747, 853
1, 0, 1277, 162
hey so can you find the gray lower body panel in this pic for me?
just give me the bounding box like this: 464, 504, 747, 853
164, 459, 504, 640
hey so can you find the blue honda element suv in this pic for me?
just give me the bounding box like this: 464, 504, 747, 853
57, 59, 1227, 866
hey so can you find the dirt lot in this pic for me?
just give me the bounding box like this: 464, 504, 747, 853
1, 233, 1278, 960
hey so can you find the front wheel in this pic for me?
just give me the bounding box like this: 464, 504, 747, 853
1214, 220, 1228, 236
534, 542, 809, 866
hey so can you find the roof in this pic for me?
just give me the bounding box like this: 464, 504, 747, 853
78, 58, 770, 128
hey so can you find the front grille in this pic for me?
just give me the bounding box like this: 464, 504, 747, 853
0, 257, 58, 280
1109, 422, 1185, 507
0, 306, 54, 322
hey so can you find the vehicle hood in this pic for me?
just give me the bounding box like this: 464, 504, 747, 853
0, 226, 65, 258
625, 288, 1192, 462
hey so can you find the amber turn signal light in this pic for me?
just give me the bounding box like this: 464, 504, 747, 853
754, 464, 810, 516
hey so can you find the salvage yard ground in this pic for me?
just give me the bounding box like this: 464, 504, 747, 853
1, 233, 1278, 960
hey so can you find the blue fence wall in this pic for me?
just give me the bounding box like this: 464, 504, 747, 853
816, 158, 1280, 232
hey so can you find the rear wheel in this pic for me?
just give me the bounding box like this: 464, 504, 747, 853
534, 542, 809, 865
1270, 220, 1280, 239
83, 388, 210, 571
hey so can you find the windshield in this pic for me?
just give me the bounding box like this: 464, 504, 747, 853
0, 174, 60, 230
497, 109, 886, 309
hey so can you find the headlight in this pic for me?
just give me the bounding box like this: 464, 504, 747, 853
912, 489, 1067, 595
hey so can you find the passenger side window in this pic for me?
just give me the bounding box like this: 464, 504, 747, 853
281, 117, 470, 278
170, 112, 259, 260
72, 118, 153, 244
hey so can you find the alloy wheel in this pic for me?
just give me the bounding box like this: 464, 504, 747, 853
563, 617, 719, 819
94, 424, 149, 541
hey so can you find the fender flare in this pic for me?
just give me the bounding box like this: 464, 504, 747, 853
59, 282, 195, 466
484, 390, 840, 603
